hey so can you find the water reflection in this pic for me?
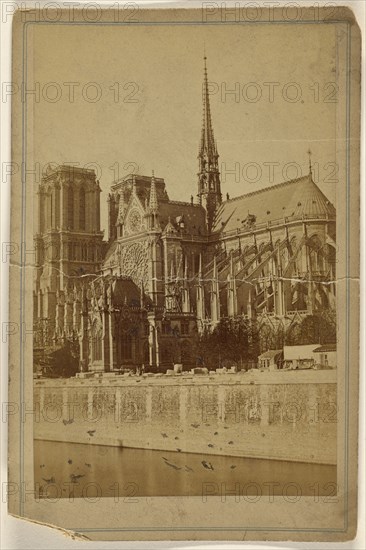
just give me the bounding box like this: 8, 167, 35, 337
35, 440, 336, 498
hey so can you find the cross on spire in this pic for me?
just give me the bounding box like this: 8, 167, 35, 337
307, 148, 312, 177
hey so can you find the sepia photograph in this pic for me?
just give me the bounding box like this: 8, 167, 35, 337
7, 4, 361, 543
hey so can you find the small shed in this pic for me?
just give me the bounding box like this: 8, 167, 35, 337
312, 344, 337, 368
283, 343, 337, 370
283, 344, 318, 370
258, 350, 283, 371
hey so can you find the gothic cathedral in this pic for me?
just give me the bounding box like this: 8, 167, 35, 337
34, 58, 336, 372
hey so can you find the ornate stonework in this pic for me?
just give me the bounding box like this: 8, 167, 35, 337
126, 208, 143, 234
120, 242, 149, 289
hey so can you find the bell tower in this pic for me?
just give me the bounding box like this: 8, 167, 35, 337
197, 56, 222, 232
33, 165, 104, 340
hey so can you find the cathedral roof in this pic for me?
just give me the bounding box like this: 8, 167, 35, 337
111, 174, 169, 206
213, 175, 335, 233
162, 217, 178, 235
159, 201, 206, 235
103, 241, 118, 267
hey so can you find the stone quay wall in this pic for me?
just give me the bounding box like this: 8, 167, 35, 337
33, 370, 337, 464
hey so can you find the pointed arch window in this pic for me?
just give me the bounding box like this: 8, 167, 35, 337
68, 187, 74, 229
79, 187, 86, 230
181, 321, 190, 335
162, 320, 171, 335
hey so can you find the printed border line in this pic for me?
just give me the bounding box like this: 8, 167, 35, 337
19, 20, 350, 26
19, 18, 351, 533
19, 18, 29, 519
343, 16, 351, 533
66, 526, 348, 533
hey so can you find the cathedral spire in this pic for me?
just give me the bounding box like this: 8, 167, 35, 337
146, 171, 160, 232
199, 56, 217, 161
197, 55, 222, 233
149, 170, 158, 213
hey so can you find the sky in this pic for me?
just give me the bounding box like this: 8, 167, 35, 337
28, 21, 341, 230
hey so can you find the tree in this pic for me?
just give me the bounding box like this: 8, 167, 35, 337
285, 310, 336, 345
44, 340, 80, 378
258, 323, 285, 352
197, 316, 260, 369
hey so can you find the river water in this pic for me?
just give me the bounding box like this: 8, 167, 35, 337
34, 440, 336, 499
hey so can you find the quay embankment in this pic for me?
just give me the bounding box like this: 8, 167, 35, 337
33, 369, 337, 464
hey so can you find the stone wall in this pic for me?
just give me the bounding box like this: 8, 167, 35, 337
33, 370, 337, 464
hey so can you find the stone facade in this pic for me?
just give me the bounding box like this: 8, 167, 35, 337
33, 165, 104, 344
34, 59, 336, 372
